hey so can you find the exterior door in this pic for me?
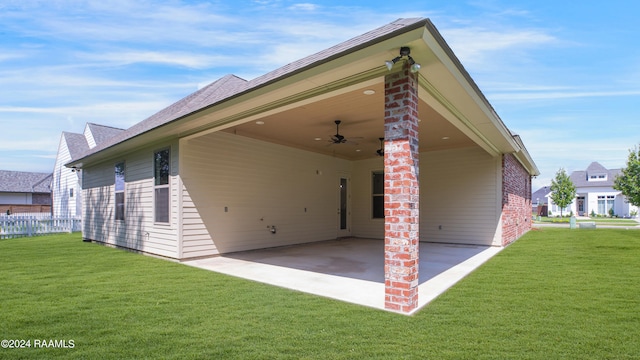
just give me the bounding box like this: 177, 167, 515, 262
337, 176, 351, 237
577, 196, 585, 216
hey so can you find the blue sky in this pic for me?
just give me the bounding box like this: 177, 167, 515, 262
1, 0, 638, 190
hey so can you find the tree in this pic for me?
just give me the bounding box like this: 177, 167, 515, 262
614, 145, 640, 207
550, 168, 576, 217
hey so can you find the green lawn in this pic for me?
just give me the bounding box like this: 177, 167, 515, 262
1, 230, 639, 359
535, 216, 639, 226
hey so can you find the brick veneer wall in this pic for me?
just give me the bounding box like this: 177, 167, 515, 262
502, 153, 532, 245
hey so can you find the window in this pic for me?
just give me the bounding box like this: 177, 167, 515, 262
115, 162, 125, 221
597, 195, 615, 215
69, 188, 74, 198
154, 149, 170, 223
372, 171, 384, 219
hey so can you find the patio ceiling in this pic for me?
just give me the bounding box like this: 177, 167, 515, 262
221, 81, 476, 161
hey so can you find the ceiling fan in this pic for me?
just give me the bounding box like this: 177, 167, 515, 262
329, 120, 361, 144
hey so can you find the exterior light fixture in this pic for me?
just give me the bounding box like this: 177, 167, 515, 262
385, 46, 421, 73
376, 137, 384, 156
71, 166, 81, 172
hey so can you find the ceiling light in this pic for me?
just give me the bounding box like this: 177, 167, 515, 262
255, 121, 265, 125
363, 89, 375, 95
314, 137, 323, 141
442, 136, 450, 140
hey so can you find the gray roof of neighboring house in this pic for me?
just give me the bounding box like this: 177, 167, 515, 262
532, 186, 551, 203
68, 18, 429, 165
63, 132, 90, 160
62, 123, 125, 161
0, 170, 52, 193
86, 123, 126, 146
570, 161, 621, 188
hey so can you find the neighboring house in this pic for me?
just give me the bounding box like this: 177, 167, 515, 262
66, 18, 539, 313
52, 123, 124, 218
531, 186, 550, 216
0, 170, 52, 214
545, 162, 638, 217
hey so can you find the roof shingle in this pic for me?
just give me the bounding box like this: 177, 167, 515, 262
0, 170, 52, 193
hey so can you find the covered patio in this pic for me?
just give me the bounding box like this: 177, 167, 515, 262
184, 238, 502, 315
69, 18, 537, 315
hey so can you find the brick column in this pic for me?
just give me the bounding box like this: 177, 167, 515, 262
384, 62, 420, 313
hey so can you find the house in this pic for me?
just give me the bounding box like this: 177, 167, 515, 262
52, 123, 124, 218
66, 18, 539, 313
546, 162, 638, 217
531, 186, 550, 216
0, 170, 52, 214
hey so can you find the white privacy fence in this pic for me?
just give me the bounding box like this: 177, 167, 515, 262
0, 216, 82, 239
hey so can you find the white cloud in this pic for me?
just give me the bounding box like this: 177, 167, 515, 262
289, 3, 319, 11
442, 27, 556, 66
77, 51, 231, 69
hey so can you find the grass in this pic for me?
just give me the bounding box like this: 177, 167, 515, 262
534, 216, 639, 226
1, 230, 639, 359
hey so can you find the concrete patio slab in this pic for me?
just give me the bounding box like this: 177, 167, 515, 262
183, 238, 503, 315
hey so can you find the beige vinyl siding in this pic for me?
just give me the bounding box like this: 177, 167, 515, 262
179, 180, 218, 258
351, 146, 501, 246
82, 140, 180, 258
351, 157, 385, 239
181, 131, 351, 254
420, 146, 501, 245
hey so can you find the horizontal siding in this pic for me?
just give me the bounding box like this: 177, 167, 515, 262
180, 181, 218, 258
420, 147, 500, 245
81, 141, 179, 258
351, 146, 500, 246
351, 157, 385, 239
181, 131, 351, 254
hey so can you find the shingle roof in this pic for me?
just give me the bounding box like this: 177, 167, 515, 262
69, 18, 428, 165
531, 186, 551, 203
86, 123, 125, 146
569, 162, 621, 188
0, 170, 52, 193
586, 161, 608, 175
63, 132, 89, 160
62, 123, 125, 161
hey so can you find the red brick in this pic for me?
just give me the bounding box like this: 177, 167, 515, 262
384, 61, 420, 313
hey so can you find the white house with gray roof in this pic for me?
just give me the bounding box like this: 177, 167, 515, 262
52, 123, 124, 218
66, 18, 539, 313
546, 162, 638, 217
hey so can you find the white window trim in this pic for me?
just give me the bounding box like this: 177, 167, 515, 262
153, 148, 171, 225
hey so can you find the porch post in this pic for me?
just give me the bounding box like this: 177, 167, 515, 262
383, 62, 420, 313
